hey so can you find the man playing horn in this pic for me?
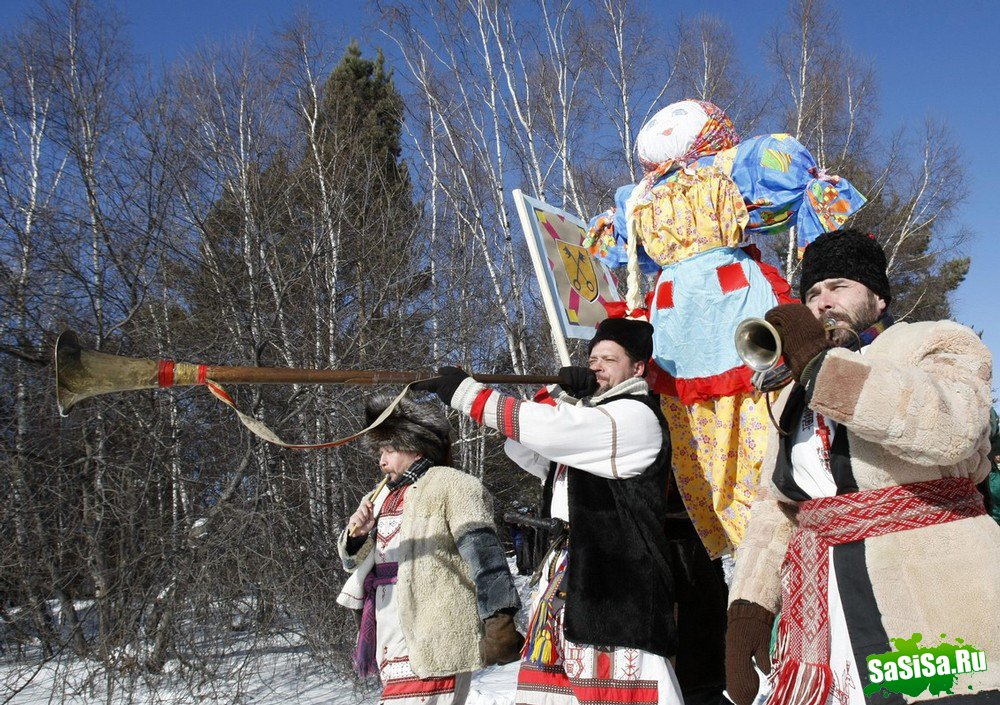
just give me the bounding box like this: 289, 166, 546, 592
417, 318, 684, 705
726, 229, 1000, 705
336, 394, 522, 704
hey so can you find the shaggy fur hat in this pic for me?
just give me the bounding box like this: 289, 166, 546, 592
588, 318, 654, 363
798, 228, 892, 306
362, 393, 452, 465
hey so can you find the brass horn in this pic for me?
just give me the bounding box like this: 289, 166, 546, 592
55, 330, 559, 417
734, 317, 783, 373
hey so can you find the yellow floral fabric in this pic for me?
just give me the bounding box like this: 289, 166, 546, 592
628, 166, 749, 266
661, 390, 775, 558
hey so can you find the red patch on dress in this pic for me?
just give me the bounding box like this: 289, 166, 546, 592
597, 651, 612, 680
717, 262, 749, 293
655, 281, 674, 309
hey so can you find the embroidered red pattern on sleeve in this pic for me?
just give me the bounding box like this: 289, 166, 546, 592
468, 388, 523, 441
495, 394, 522, 441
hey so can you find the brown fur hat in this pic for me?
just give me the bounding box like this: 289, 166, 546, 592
362, 393, 453, 465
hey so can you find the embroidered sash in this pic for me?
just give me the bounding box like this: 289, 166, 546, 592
772, 477, 986, 705
353, 561, 399, 677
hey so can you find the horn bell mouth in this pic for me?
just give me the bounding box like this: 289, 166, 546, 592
55, 330, 87, 416
734, 317, 783, 373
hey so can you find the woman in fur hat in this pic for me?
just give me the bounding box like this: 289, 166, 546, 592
336, 394, 522, 704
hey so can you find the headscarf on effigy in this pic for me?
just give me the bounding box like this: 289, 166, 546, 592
634, 99, 740, 179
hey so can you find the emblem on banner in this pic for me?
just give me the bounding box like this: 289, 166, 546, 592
557, 242, 599, 303
512, 190, 622, 342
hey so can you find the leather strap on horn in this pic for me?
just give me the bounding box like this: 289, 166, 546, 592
202, 380, 427, 450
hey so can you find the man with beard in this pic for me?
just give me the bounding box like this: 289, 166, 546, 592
725, 228, 1000, 705
416, 318, 684, 705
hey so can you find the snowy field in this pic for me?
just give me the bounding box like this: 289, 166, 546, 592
1, 561, 531, 704
2, 639, 520, 705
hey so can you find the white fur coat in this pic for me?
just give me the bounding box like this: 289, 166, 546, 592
731, 320, 999, 701
337, 465, 497, 677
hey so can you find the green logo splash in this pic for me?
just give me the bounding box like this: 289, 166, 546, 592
865, 633, 987, 698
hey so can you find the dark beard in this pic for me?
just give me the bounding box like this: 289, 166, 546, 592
823, 293, 882, 347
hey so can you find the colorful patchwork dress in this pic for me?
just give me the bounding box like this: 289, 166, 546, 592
587, 111, 866, 558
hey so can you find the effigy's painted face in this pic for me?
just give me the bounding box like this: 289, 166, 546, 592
378, 446, 422, 483
588, 340, 645, 394
804, 278, 886, 347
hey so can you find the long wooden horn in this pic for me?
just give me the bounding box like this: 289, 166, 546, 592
55, 330, 559, 416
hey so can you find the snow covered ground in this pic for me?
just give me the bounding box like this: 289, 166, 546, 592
2, 634, 520, 705
1, 561, 531, 704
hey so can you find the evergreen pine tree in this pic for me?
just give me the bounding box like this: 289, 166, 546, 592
310, 42, 428, 367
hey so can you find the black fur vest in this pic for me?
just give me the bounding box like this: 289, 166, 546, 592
541, 391, 677, 657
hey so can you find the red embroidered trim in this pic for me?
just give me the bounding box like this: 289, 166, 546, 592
717, 262, 749, 293
470, 389, 492, 425
382, 674, 457, 698
517, 663, 572, 691
197, 364, 207, 384
498, 395, 521, 440
157, 360, 175, 388
573, 680, 659, 704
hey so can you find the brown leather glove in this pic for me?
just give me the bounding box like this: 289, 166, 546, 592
480, 612, 524, 666
764, 303, 831, 384
725, 600, 775, 705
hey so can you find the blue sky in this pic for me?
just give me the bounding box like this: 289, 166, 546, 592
4, 0, 999, 399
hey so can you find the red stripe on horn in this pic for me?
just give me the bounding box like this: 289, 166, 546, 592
197, 365, 207, 384
158, 360, 175, 388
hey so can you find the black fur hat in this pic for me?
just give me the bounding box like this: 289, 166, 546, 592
798, 228, 892, 306
362, 393, 452, 465
588, 318, 654, 363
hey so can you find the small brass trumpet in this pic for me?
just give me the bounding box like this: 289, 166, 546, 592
733, 318, 783, 372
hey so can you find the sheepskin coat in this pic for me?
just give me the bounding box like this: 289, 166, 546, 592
337, 466, 496, 678
730, 319, 1000, 701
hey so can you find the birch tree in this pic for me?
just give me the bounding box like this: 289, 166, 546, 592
768, 0, 968, 317
673, 13, 764, 134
